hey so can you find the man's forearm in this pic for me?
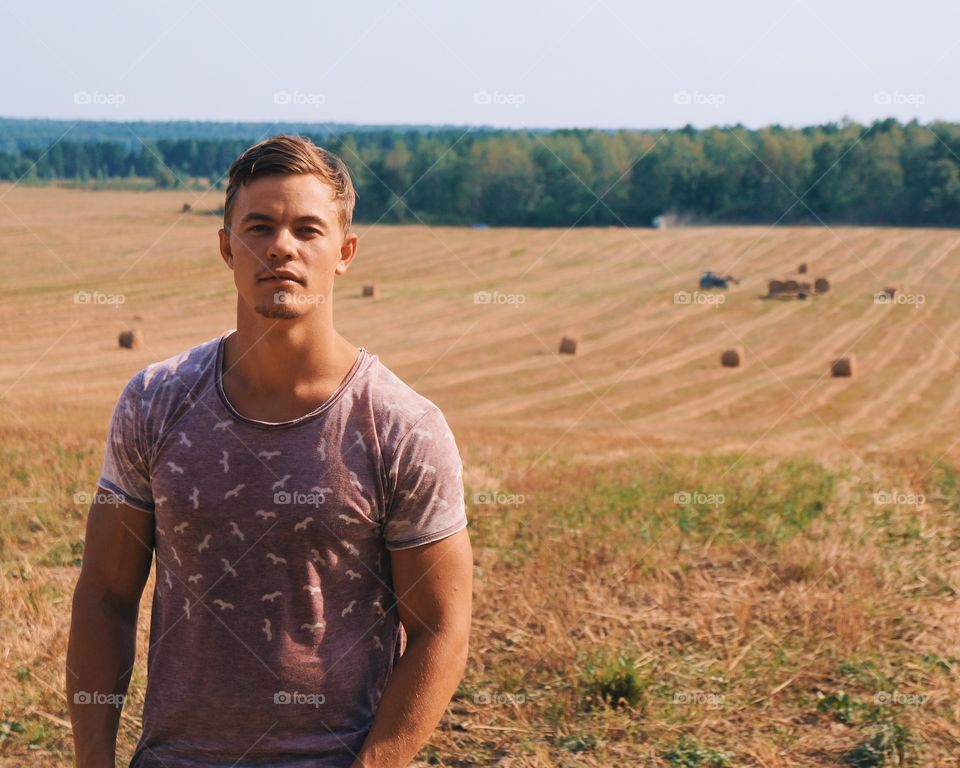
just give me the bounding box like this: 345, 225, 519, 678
67, 585, 139, 768
351, 629, 468, 768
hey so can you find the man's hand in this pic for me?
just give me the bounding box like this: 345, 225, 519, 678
67, 492, 154, 768
352, 528, 472, 768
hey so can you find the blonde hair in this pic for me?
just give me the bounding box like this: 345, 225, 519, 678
223, 134, 357, 234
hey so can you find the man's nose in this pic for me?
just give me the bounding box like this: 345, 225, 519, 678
266, 227, 297, 259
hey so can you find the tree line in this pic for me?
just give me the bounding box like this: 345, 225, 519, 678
1, 118, 959, 227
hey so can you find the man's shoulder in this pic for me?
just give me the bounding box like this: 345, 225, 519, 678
363, 352, 449, 445
120, 331, 223, 423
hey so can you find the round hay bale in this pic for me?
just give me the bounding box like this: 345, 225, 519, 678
118, 329, 142, 350
798, 262, 808, 274
559, 336, 579, 355
181, 202, 192, 213
361, 284, 379, 298
720, 347, 744, 367
782, 279, 800, 292
768, 280, 786, 296
814, 277, 830, 293
831, 356, 855, 378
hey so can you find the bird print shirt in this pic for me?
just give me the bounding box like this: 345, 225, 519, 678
96, 329, 468, 767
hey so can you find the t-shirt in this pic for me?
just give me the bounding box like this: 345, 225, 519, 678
96, 329, 468, 768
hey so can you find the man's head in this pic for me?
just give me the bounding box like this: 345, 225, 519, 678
218, 135, 359, 321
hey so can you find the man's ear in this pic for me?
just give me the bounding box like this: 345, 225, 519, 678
218, 228, 234, 269
335, 231, 359, 275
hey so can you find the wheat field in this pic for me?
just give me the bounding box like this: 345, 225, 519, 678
1, 184, 959, 766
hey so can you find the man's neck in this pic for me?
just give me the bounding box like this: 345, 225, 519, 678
225, 308, 358, 400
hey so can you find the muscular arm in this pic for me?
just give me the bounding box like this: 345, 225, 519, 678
352, 528, 472, 768
67, 492, 155, 768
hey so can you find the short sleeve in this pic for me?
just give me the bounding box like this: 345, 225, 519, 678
97, 372, 155, 513
384, 406, 467, 550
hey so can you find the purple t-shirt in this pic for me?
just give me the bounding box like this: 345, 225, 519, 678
96, 329, 467, 767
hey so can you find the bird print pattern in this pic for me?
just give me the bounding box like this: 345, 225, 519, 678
94, 333, 468, 749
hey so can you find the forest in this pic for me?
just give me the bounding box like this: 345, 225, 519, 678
2, 117, 958, 227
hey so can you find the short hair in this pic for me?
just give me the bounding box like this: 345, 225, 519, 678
223, 134, 357, 234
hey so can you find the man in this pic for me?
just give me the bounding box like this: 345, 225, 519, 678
66, 134, 472, 768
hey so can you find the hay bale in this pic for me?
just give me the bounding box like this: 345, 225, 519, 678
798, 262, 808, 274
559, 336, 579, 355
782, 279, 800, 292
882, 286, 897, 298
831, 356, 855, 378
118, 329, 142, 350
361, 284, 379, 298
814, 277, 830, 293
720, 346, 744, 367
181, 202, 192, 213
768, 280, 786, 296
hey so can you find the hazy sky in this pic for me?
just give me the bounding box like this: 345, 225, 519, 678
2, 0, 956, 130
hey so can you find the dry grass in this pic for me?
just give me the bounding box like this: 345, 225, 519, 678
1, 186, 959, 765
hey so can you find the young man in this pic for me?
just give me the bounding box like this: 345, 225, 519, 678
66, 135, 472, 768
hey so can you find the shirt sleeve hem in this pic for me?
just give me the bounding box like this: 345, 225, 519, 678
384, 518, 468, 551
96, 478, 155, 514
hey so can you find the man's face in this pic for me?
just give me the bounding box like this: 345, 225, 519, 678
218, 174, 358, 320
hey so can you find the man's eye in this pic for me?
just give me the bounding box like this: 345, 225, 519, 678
300, 228, 320, 235
249, 225, 269, 232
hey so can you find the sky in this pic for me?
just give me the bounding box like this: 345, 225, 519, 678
1, 0, 956, 130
